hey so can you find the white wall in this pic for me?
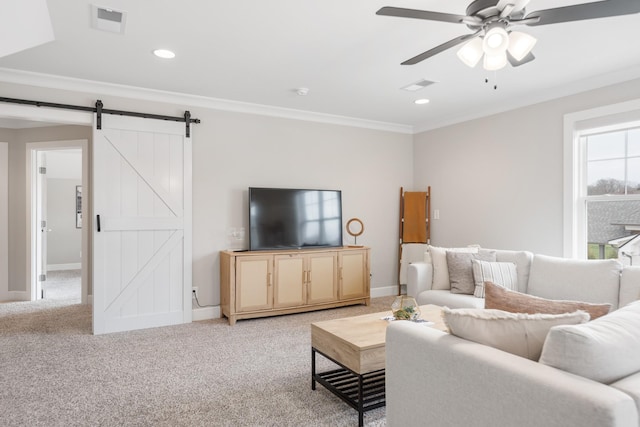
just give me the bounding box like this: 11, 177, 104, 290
193, 111, 414, 301
47, 178, 82, 266
1, 82, 414, 304
0, 141, 8, 300
413, 77, 640, 256
46, 149, 82, 267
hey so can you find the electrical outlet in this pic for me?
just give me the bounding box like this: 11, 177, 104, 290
192, 287, 199, 299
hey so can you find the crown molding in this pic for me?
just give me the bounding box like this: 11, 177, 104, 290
0, 67, 414, 134
413, 64, 640, 134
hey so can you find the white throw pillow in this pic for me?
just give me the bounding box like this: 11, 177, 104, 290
428, 245, 478, 290
443, 307, 589, 361
539, 300, 640, 384
472, 260, 518, 298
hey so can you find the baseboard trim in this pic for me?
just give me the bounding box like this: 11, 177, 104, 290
192, 305, 220, 322
48, 263, 81, 271
371, 286, 399, 298
6, 291, 29, 301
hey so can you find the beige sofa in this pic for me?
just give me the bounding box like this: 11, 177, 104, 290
387, 248, 640, 426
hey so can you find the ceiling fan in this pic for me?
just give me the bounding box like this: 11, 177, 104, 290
377, 0, 640, 70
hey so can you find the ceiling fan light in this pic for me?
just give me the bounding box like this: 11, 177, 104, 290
508, 31, 537, 61
456, 37, 484, 68
483, 52, 507, 71
483, 24, 509, 55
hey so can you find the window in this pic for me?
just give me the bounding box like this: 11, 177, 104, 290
564, 99, 640, 263
581, 128, 640, 260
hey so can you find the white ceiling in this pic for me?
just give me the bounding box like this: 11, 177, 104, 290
0, 0, 639, 132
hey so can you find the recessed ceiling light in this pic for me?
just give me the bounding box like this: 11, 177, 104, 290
153, 49, 175, 59
414, 99, 430, 105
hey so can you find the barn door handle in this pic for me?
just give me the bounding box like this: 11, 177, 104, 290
97, 215, 101, 232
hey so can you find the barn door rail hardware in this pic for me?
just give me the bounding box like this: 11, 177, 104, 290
0, 96, 201, 137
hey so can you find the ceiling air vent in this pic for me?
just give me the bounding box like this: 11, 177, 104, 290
90, 5, 127, 34
401, 79, 437, 92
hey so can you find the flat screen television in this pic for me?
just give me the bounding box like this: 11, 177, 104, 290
249, 187, 343, 251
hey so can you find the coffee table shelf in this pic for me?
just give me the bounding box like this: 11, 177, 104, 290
312, 348, 386, 426
310, 305, 445, 426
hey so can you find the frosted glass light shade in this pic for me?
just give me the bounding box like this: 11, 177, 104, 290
457, 37, 484, 68
508, 31, 537, 61
483, 25, 509, 55
483, 52, 507, 70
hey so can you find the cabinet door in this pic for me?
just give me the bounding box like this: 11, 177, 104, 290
273, 255, 306, 308
236, 256, 273, 312
307, 253, 337, 304
339, 250, 368, 299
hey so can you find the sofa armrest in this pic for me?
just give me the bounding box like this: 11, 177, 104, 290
386, 322, 638, 427
406, 262, 433, 298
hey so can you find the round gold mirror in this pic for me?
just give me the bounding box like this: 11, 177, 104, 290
346, 218, 364, 247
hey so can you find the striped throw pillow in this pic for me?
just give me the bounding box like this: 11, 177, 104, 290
472, 260, 518, 298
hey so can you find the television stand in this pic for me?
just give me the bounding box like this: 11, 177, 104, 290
220, 246, 370, 325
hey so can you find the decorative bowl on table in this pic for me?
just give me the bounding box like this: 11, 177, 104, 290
391, 296, 421, 321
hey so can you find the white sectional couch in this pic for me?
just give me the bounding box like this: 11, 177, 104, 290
407, 247, 640, 310
386, 247, 640, 426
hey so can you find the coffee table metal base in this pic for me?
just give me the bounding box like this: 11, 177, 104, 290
311, 347, 385, 426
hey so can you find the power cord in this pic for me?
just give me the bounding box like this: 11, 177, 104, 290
192, 290, 215, 308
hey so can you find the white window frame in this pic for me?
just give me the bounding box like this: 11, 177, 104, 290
564, 99, 640, 258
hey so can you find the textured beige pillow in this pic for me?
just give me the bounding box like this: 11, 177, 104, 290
540, 300, 640, 384
428, 246, 478, 290
447, 250, 496, 295
443, 307, 589, 360
484, 281, 611, 320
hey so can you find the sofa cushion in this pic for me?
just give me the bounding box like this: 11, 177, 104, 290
416, 290, 485, 309
539, 300, 640, 384
610, 371, 640, 416
428, 246, 478, 290
484, 281, 611, 320
472, 260, 518, 298
493, 249, 534, 293
447, 250, 496, 295
620, 266, 640, 308
442, 307, 589, 360
527, 255, 622, 310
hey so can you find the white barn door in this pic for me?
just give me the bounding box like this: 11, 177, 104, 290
93, 115, 192, 335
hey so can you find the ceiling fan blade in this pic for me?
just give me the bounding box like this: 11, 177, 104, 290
524, 0, 640, 26
376, 6, 472, 24
401, 31, 481, 65
497, 0, 530, 16
507, 50, 535, 67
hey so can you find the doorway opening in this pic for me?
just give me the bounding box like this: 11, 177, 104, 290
0, 102, 92, 304
27, 140, 89, 303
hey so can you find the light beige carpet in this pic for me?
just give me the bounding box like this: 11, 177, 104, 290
43, 269, 81, 300
1, 296, 395, 426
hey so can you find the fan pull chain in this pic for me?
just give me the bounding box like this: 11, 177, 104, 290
484, 72, 499, 90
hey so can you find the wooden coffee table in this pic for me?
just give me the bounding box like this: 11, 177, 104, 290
311, 304, 446, 426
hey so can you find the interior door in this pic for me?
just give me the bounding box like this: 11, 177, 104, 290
36, 151, 48, 299
93, 114, 192, 335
